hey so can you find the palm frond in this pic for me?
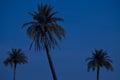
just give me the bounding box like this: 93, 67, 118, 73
3, 58, 13, 67
103, 61, 114, 71
49, 11, 58, 19
85, 57, 93, 62
22, 21, 38, 28
87, 60, 95, 72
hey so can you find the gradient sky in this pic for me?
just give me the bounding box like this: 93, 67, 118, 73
0, 0, 120, 80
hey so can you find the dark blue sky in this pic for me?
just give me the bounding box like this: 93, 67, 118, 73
0, 0, 120, 80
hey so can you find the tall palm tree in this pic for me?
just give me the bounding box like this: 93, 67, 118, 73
86, 49, 113, 80
3, 48, 28, 80
22, 4, 65, 80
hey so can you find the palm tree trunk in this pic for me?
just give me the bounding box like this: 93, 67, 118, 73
45, 45, 57, 80
13, 64, 16, 80
97, 66, 100, 80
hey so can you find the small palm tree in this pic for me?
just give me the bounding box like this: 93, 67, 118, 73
86, 49, 113, 80
3, 48, 28, 80
22, 4, 65, 80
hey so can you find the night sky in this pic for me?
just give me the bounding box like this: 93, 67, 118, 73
0, 0, 120, 80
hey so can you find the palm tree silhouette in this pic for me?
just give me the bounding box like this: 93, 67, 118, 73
3, 48, 28, 80
86, 49, 113, 80
22, 4, 65, 80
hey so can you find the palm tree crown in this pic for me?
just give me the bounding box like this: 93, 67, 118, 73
86, 49, 113, 72
86, 49, 113, 80
4, 48, 28, 67
22, 4, 65, 51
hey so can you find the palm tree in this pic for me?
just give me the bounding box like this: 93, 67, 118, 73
86, 49, 113, 80
22, 4, 65, 80
3, 48, 28, 80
